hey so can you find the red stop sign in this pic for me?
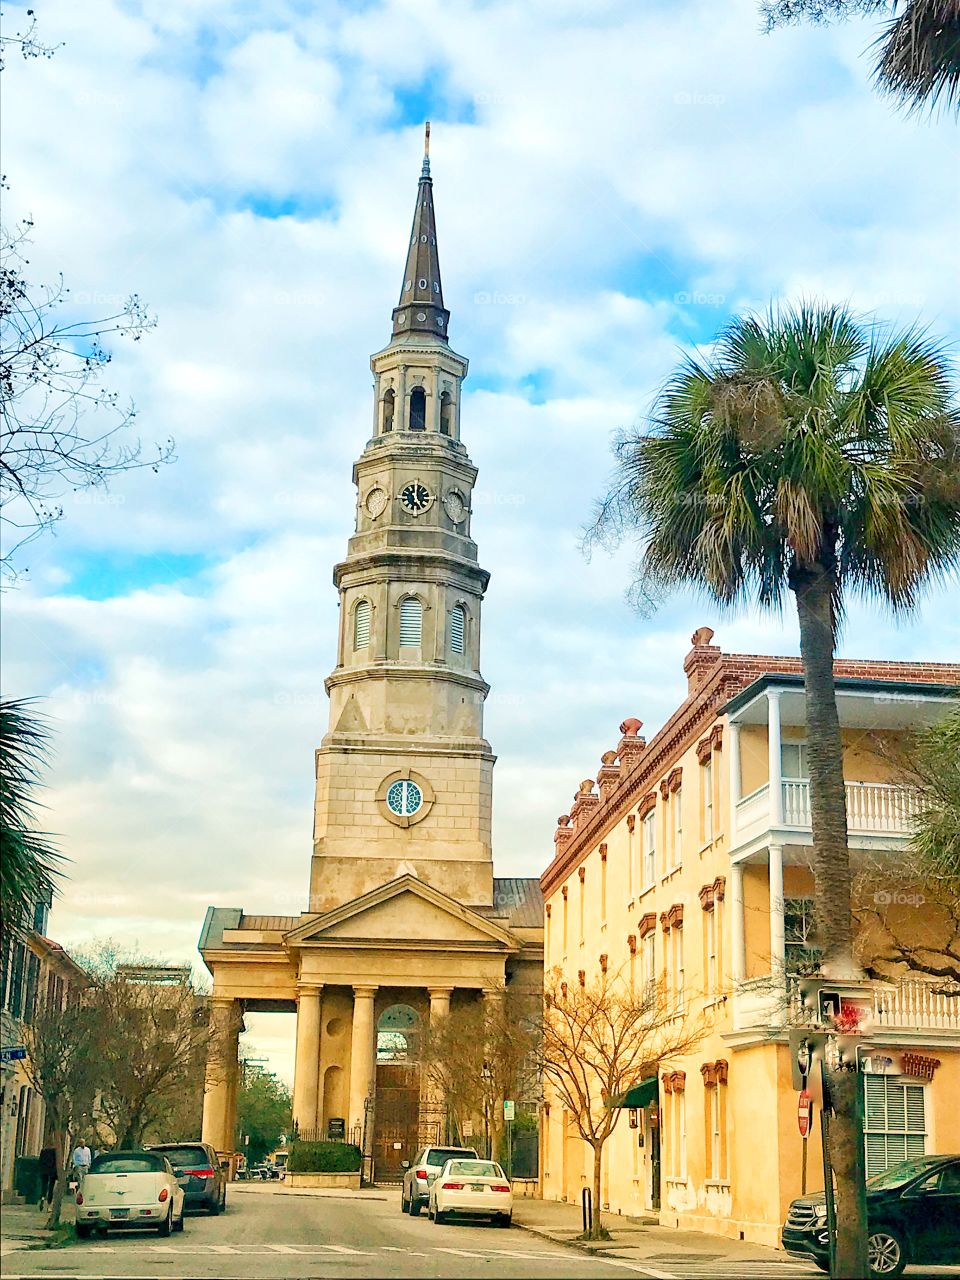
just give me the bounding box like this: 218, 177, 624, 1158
798, 1089, 813, 1137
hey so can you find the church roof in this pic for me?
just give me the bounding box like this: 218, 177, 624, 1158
482, 878, 545, 929
390, 122, 451, 344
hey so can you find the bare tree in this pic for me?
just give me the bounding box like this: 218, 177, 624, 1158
0, 213, 173, 576
419, 987, 540, 1163
540, 968, 708, 1241
20, 992, 98, 1228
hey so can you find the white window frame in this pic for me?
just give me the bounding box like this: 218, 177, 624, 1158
864, 1076, 927, 1177
780, 739, 810, 781
705, 906, 718, 995
674, 928, 685, 1012
354, 599, 371, 649
449, 603, 466, 655
642, 811, 656, 888
673, 787, 683, 867
399, 596, 423, 647
702, 757, 714, 843
642, 932, 655, 1005
709, 1083, 722, 1180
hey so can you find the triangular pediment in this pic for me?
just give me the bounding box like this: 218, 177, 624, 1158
284, 876, 518, 951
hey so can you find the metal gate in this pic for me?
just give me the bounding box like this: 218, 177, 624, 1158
373, 1063, 420, 1181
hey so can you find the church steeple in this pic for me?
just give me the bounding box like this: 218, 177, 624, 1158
391, 122, 450, 343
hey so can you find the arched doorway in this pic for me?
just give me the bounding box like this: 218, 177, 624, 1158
374, 1004, 421, 1180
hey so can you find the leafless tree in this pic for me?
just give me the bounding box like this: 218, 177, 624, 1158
540, 968, 708, 1241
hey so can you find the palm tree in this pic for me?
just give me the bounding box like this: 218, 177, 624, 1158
0, 699, 63, 935
594, 301, 960, 1275
761, 1, 960, 115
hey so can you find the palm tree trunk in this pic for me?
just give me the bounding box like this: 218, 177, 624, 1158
792, 562, 854, 977
792, 561, 868, 1278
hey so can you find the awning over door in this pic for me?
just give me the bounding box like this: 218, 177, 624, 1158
606, 1076, 658, 1109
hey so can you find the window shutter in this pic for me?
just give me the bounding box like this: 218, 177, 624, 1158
863, 1077, 926, 1177
399, 597, 422, 647
449, 604, 465, 655
354, 600, 371, 649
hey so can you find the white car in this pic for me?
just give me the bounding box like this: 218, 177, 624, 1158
75, 1151, 185, 1237
428, 1158, 513, 1226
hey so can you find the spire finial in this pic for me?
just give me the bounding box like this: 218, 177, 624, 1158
422, 121, 431, 177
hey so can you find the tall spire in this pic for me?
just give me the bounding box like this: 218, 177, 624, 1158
391, 121, 450, 343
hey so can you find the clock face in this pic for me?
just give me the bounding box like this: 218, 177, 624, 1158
399, 481, 431, 514
364, 486, 388, 519
443, 489, 467, 524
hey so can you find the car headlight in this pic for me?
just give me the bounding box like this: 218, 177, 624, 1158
813, 1206, 828, 1225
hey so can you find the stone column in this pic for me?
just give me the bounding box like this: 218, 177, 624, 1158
201, 997, 241, 1153
767, 689, 783, 826
396, 365, 407, 430
348, 985, 378, 1137
769, 844, 785, 975
429, 988, 453, 1021
292, 982, 323, 1138
729, 861, 745, 985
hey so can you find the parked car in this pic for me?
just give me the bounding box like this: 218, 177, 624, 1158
782, 1154, 960, 1276
148, 1142, 227, 1215
401, 1145, 478, 1216
427, 1158, 513, 1227
75, 1151, 185, 1238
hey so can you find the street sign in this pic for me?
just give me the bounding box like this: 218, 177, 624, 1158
462, 1120, 474, 1138
503, 1100, 515, 1121
0, 1047, 26, 1062
798, 1089, 812, 1138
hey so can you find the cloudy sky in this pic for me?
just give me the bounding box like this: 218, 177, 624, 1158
3, 0, 959, 1080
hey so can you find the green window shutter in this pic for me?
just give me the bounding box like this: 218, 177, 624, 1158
354, 600, 371, 649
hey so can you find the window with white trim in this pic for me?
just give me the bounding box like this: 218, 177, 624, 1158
399, 597, 422, 647
864, 1076, 926, 1177
642, 811, 656, 888
354, 599, 371, 649
449, 604, 466, 655
781, 740, 810, 780
784, 896, 821, 976
641, 931, 655, 1006
674, 928, 685, 1012
702, 757, 714, 843
672, 787, 683, 867
705, 906, 718, 995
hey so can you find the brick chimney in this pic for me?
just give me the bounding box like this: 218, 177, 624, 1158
617, 718, 646, 771
683, 626, 722, 695
597, 750, 621, 802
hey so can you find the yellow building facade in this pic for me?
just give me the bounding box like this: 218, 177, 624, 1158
539, 628, 960, 1247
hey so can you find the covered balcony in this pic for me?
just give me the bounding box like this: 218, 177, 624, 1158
732, 975, 960, 1037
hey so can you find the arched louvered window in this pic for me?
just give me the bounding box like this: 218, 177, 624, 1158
354, 599, 371, 649
399, 597, 422, 647
409, 387, 426, 431
449, 604, 466, 655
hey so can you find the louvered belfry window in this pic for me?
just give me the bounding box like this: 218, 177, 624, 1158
864, 1076, 926, 1176
399, 597, 422, 647
449, 604, 466, 655
354, 599, 371, 649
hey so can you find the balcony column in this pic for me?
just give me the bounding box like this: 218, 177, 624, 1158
348, 985, 379, 1139
767, 689, 783, 826
728, 719, 741, 848
769, 843, 785, 975
292, 982, 323, 1137
201, 997, 242, 1154
730, 861, 745, 984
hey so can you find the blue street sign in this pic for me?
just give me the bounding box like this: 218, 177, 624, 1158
0, 1047, 27, 1062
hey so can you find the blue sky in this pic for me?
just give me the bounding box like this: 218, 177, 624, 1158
3, 0, 959, 1079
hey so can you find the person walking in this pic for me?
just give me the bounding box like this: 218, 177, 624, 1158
71, 1139, 91, 1186
38, 1146, 58, 1207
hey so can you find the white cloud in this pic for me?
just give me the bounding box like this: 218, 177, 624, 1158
2, 0, 958, 1085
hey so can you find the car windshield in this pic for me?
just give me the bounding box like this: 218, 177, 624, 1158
90, 1154, 165, 1175
447, 1160, 502, 1178
427, 1149, 476, 1166
150, 1147, 206, 1168
867, 1158, 942, 1191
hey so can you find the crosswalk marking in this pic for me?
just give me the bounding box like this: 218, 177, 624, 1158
436, 1247, 486, 1257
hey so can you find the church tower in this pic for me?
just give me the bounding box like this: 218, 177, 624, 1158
310, 125, 495, 913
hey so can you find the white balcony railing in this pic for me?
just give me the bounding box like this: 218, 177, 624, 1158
737, 780, 919, 836
736, 977, 960, 1033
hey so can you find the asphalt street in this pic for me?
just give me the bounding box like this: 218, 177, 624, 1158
0, 1183, 831, 1280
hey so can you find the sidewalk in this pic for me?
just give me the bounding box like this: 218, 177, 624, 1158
0, 1198, 75, 1256
512, 1198, 790, 1271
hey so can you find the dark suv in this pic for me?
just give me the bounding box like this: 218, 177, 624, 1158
782, 1154, 960, 1276
401, 1146, 478, 1216
149, 1143, 227, 1216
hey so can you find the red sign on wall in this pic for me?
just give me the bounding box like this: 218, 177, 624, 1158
798, 1089, 813, 1138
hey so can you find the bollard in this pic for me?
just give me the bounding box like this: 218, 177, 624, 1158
581, 1186, 593, 1234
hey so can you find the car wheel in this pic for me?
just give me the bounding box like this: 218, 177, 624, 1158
813, 1260, 830, 1273
498, 1213, 512, 1228
75, 1223, 93, 1240
409, 1195, 422, 1217
221, 1189, 227, 1212
434, 1208, 445, 1225
208, 1193, 221, 1216
158, 1206, 173, 1238
174, 1210, 185, 1233
868, 1228, 906, 1278
401, 1186, 409, 1214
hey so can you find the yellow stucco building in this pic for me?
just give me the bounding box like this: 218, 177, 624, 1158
198, 130, 542, 1178
539, 629, 960, 1246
